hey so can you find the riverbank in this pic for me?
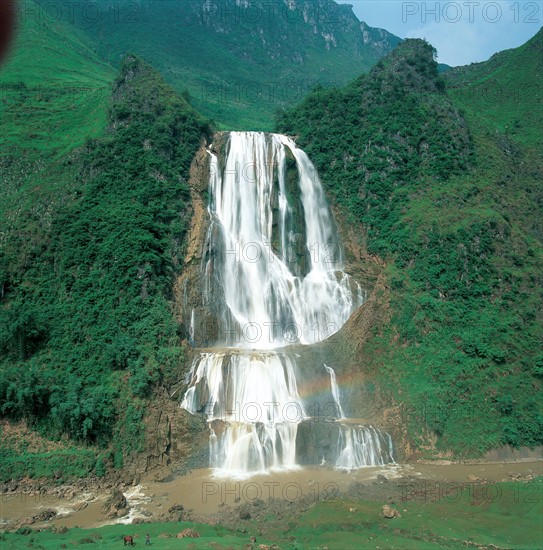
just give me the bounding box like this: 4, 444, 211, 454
1, 460, 541, 531
1, 462, 542, 549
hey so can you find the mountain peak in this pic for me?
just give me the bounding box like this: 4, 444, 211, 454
369, 38, 444, 93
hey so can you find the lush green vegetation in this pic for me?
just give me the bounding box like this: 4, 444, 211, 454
0, 0, 540, 481
0, 447, 96, 481
0, 4, 213, 478
278, 34, 543, 455
2, 480, 542, 548
33, 0, 401, 130
446, 32, 543, 149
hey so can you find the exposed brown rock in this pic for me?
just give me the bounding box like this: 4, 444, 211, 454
34, 509, 57, 522
381, 504, 401, 518
177, 528, 200, 538
102, 488, 128, 519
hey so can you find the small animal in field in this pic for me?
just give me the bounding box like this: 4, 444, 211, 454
123, 535, 135, 546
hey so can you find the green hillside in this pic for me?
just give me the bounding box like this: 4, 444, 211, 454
446, 29, 543, 149
32, 0, 401, 130
0, 1, 540, 480
0, 1, 115, 155
0, 4, 212, 478
277, 34, 543, 455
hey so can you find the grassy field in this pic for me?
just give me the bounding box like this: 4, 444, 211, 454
0, 1, 115, 157
446, 30, 543, 150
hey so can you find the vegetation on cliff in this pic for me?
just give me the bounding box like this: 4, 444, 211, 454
0, 1, 540, 480
277, 35, 543, 455
0, 25, 212, 478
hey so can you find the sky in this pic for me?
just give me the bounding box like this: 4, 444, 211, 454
336, 0, 542, 66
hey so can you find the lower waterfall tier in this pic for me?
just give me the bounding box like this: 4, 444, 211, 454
181, 351, 306, 424
181, 351, 394, 475
210, 421, 299, 476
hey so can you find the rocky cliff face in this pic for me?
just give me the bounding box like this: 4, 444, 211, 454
124, 388, 209, 483
194, 0, 401, 62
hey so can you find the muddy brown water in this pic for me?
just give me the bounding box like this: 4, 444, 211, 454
1, 460, 541, 530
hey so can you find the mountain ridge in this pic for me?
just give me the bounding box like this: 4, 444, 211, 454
31, 0, 401, 129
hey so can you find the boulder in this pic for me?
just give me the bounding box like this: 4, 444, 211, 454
34, 509, 57, 522
177, 528, 200, 538
381, 505, 401, 519
15, 517, 34, 528
168, 503, 184, 514
64, 488, 77, 501
168, 502, 185, 521
102, 488, 128, 519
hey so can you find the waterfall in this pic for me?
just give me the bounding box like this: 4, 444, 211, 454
188, 308, 195, 347
202, 132, 362, 348
181, 352, 306, 424
336, 426, 395, 469
181, 132, 394, 476
324, 363, 346, 420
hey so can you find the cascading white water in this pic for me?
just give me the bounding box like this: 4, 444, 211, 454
335, 426, 395, 469
324, 363, 346, 420
181, 352, 305, 424
189, 309, 195, 347
181, 132, 393, 476
202, 133, 362, 348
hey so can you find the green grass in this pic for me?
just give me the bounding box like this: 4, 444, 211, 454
283, 482, 543, 549
0, 1, 115, 156
1, 522, 269, 549
0, 448, 96, 481
446, 28, 543, 149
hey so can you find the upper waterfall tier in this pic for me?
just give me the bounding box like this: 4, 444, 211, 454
201, 132, 364, 349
